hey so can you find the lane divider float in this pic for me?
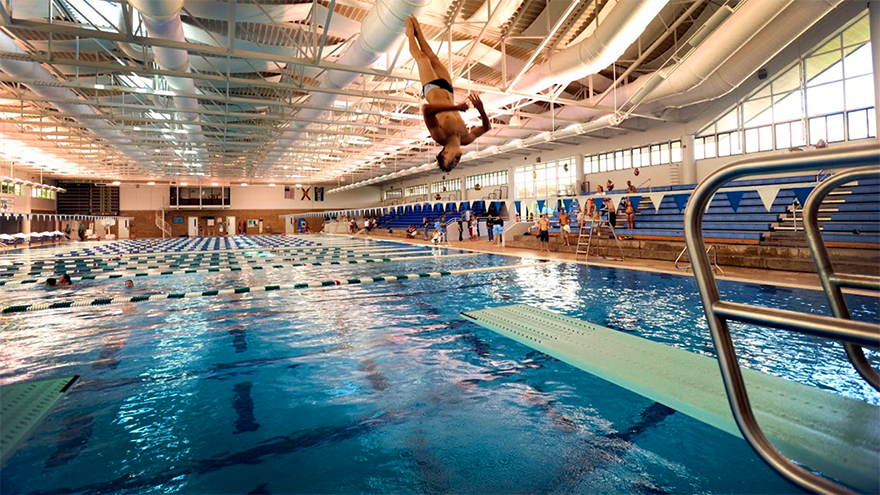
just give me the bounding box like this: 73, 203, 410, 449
1, 262, 546, 314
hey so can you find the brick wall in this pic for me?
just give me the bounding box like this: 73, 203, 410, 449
121, 209, 325, 238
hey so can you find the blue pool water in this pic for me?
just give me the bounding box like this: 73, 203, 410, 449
1, 238, 877, 494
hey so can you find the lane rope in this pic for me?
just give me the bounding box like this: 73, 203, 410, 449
0, 248, 429, 276
0, 253, 480, 286
1, 262, 548, 314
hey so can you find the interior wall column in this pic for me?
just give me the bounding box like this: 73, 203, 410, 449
680, 134, 696, 185
869, 0, 880, 136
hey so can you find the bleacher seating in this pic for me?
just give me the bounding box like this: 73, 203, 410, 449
532, 174, 878, 245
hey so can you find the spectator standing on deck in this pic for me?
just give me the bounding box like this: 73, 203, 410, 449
559, 209, 572, 247
493, 215, 504, 245
537, 214, 551, 252
627, 180, 637, 193
486, 215, 495, 242
457, 213, 465, 242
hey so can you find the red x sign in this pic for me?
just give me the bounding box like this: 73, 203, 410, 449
301, 187, 311, 200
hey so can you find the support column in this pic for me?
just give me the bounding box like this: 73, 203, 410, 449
681, 134, 697, 185
575, 154, 585, 194
870, 1, 880, 136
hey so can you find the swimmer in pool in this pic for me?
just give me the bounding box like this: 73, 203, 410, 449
125, 280, 134, 289
58, 274, 72, 286
406, 15, 490, 172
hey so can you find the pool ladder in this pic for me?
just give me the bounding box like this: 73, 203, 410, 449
674, 244, 724, 275
684, 142, 879, 495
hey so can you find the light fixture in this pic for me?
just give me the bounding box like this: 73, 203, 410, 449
181, 182, 188, 186
147, 181, 156, 186
268, 183, 276, 187
111, 181, 121, 186
241, 182, 248, 186
211, 182, 219, 186
295, 183, 302, 188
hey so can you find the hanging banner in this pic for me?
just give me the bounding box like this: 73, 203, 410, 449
646, 193, 666, 213
756, 185, 781, 211
672, 194, 690, 213
562, 199, 572, 212
514, 201, 521, 215
491, 201, 502, 213
629, 196, 642, 211
726, 191, 745, 212
592, 197, 605, 211
792, 187, 814, 206
536, 199, 546, 212
605, 194, 625, 211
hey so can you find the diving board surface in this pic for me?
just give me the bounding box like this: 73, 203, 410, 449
1, 376, 79, 464
461, 305, 879, 492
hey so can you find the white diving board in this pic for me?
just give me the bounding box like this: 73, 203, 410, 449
1, 376, 79, 464
460, 305, 879, 493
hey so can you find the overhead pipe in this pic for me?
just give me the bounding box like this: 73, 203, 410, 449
0, 32, 158, 175
254, 0, 430, 176
481, 0, 670, 111
128, 0, 208, 158
655, 0, 842, 108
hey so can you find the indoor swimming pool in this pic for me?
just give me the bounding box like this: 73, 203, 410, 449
1, 236, 877, 494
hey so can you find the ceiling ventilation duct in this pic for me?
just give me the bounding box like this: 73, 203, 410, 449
481, 0, 670, 110
128, 0, 208, 158
0, 32, 158, 175
255, 0, 431, 176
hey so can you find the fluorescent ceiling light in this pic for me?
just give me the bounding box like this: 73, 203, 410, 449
147, 181, 156, 186
111, 181, 121, 186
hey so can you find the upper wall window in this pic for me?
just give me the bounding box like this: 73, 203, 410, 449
586, 140, 682, 174
695, 12, 875, 159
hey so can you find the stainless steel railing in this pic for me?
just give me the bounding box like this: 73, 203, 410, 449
802, 166, 880, 392
683, 142, 880, 495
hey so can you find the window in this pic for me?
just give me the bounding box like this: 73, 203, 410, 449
405, 184, 427, 197
586, 140, 682, 173
696, 11, 875, 154
513, 157, 576, 199
431, 178, 461, 194
383, 189, 403, 200
466, 170, 508, 189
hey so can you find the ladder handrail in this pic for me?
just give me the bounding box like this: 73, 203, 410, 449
683, 142, 879, 495
802, 165, 880, 392
674, 244, 724, 275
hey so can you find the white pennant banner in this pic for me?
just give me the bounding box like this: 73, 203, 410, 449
646, 193, 667, 213
755, 185, 783, 212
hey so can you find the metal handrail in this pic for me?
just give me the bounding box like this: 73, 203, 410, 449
683, 142, 880, 495
674, 244, 725, 275
802, 166, 880, 392
637, 177, 652, 192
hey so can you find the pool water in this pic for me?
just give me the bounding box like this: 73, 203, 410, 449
1, 237, 877, 494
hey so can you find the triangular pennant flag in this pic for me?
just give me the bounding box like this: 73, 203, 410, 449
562, 199, 572, 212
607, 194, 623, 211
514, 201, 521, 215
672, 194, 690, 213
792, 187, 814, 206
592, 197, 605, 211
629, 196, 642, 211
646, 193, 666, 213
726, 191, 745, 212
756, 186, 781, 211
536, 199, 545, 212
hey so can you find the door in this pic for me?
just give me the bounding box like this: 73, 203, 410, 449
118, 219, 130, 239
227, 216, 236, 236
188, 216, 199, 237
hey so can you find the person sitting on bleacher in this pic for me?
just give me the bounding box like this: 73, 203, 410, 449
606, 179, 615, 192
406, 225, 418, 239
